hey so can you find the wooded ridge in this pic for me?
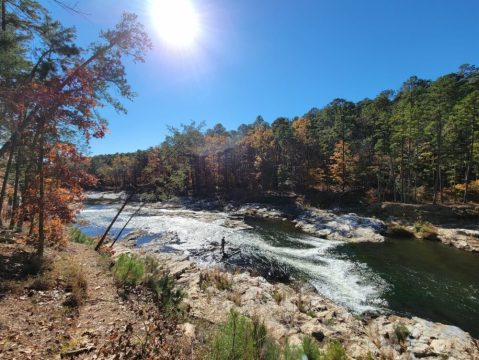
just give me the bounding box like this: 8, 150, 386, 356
89, 66, 479, 205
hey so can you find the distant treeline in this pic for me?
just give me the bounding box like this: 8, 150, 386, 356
89, 65, 479, 204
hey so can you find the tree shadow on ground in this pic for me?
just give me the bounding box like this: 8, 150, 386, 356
0, 242, 43, 299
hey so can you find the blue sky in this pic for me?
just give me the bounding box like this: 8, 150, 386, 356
45, 0, 479, 155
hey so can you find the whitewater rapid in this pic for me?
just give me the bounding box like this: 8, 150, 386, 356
76, 203, 388, 313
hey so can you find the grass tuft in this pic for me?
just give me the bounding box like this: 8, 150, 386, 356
69, 228, 95, 246
62, 264, 88, 308
227, 291, 242, 306
272, 288, 284, 305
199, 269, 233, 291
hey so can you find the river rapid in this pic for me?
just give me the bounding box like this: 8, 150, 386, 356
76, 198, 479, 337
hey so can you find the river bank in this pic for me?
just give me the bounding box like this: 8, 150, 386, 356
112, 239, 479, 359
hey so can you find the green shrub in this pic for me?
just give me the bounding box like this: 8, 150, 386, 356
206, 310, 281, 360
205, 311, 343, 360
323, 340, 347, 360
394, 323, 410, 343
115, 254, 185, 316
149, 271, 185, 315
69, 228, 95, 246
301, 336, 322, 360
143, 255, 163, 278
413, 222, 438, 240
282, 341, 304, 360
112, 253, 145, 286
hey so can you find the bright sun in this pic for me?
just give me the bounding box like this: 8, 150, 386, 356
151, 0, 201, 48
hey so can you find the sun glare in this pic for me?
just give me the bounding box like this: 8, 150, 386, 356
151, 0, 201, 48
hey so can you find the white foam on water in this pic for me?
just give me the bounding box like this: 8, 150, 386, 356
77, 204, 387, 313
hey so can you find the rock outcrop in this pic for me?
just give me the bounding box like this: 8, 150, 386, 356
235, 203, 386, 243
114, 244, 479, 360
436, 228, 479, 253
387, 221, 479, 253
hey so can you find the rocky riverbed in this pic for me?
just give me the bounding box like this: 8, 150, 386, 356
113, 241, 479, 359
78, 192, 479, 357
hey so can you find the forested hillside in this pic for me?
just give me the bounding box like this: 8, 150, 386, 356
90, 67, 479, 204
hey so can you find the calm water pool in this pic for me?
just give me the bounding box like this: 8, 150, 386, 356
332, 237, 479, 337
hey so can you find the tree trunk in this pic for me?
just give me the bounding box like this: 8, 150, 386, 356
36, 128, 46, 257
9, 149, 21, 230
0, 136, 16, 226
18, 153, 37, 233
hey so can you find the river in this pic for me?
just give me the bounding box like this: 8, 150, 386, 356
76, 202, 479, 337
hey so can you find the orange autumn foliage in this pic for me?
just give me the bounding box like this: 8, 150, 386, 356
20, 143, 97, 244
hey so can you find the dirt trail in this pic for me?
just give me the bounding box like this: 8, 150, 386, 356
0, 241, 141, 360
63, 243, 140, 358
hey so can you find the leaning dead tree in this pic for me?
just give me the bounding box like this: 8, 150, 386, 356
110, 203, 144, 248
94, 192, 134, 251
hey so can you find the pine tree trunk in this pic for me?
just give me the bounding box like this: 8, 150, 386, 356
9, 150, 21, 230
0, 136, 16, 227
18, 155, 36, 233
37, 128, 46, 257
